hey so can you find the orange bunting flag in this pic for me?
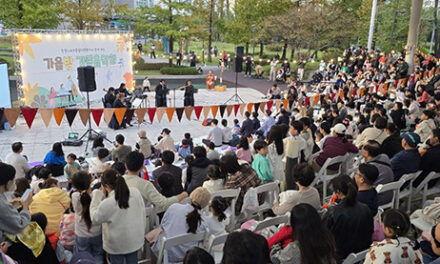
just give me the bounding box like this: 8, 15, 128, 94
78, 109, 91, 126
203, 106, 211, 119
185, 107, 194, 120
166, 107, 175, 122
156, 107, 166, 123
283, 99, 289, 109
53, 108, 66, 126
103, 108, 115, 125
4, 108, 20, 128
114, 108, 127, 125
211, 105, 219, 118
39, 108, 53, 127
339, 90, 344, 100
247, 103, 254, 114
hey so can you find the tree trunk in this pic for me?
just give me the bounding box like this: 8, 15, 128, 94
405, 0, 423, 73
281, 40, 288, 60
226, 0, 230, 18
208, 0, 214, 62
434, 0, 440, 56
390, 0, 400, 51
290, 46, 295, 61
168, 6, 173, 67
245, 42, 249, 55
259, 42, 264, 57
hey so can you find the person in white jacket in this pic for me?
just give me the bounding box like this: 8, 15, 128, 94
90, 169, 146, 264
415, 109, 437, 144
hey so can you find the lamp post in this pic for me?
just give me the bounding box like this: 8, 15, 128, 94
367, 0, 378, 51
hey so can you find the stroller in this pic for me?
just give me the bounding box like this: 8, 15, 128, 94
276, 68, 285, 82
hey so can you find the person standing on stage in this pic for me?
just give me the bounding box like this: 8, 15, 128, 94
184, 80, 195, 107
155, 79, 168, 107
142, 76, 151, 92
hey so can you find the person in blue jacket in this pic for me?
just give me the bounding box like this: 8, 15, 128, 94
43, 142, 67, 176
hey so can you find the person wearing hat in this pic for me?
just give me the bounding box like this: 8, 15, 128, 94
152, 187, 211, 262
354, 163, 379, 216
156, 128, 175, 154
135, 130, 152, 159
391, 132, 421, 181
312, 123, 358, 172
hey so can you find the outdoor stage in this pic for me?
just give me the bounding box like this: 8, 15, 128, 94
0, 87, 266, 162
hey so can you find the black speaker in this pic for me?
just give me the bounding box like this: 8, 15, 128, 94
77, 66, 96, 92
235, 46, 244, 58
234, 46, 244, 73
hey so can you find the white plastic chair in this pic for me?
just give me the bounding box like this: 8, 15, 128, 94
254, 181, 280, 217
415, 172, 440, 206
411, 217, 433, 232
342, 249, 368, 264
342, 151, 361, 176
376, 180, 405, 210
397, 171, 422, 213
312, 154, 348, 204
252, 215, 289, 233
205, 233, 229, 264
156, 232, 207, 264
210, 188, 241, 231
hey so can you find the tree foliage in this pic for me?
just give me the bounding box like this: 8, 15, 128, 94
0, 0, 61, 28
57, 0, 112, 30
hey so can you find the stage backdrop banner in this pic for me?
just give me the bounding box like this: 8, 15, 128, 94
14, 31, 133, 108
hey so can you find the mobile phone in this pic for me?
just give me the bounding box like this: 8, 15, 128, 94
21, 189, 32, 201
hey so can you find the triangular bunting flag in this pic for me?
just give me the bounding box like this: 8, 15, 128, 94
136, 108, 148, 123
53, 108, 66, 126
233, 104, 240, 116
194, 106, 203, 120
239, 104, 246, 116
203, 106, 210, 119
219, 105, 226, 118
259, 102, 266, 113
283, 99, 289, 109
185, 107, 194, 120
266, 100, 274, 111
114, 108, 127, 125
103, 108, 114, 125
305, 97, 310, 107
211, 105, 219, 118
176, 108, 184, 122
40, 108, 53, 127
125, 109, 135, 124
4, 108, 20, 127
288, 100, 294, 109
314, 94, 320, 105
156, 107, 166, 123
21, 108, 38, 128
166, 107, 175, 122
91, 109, 104, 126
226, 105, 233, 116
65, 109, 78, 127
78, 109, 91, 127
275, 100, 282, 111
254, 103, 260, 113
247, 103, 254, 114
0, 108, 4, 122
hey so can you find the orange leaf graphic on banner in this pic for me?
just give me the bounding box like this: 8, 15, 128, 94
23, 83, 39, 105
123, 72, 134, 89
18, 34, 42, 59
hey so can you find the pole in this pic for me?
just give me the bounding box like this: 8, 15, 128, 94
430, 6, 439, 53
367, 0, 378, 51
405, 0, 424, 74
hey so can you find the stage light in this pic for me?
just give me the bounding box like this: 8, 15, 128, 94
56, 34, 62, 40
65, 34, 71, 40
85, 35, 90, 40
94, 35, 99, 39
259, 59, 262, 62
267, 59, 270, 63
76, 34, 82, 40
293, 60, 297, 64
46, 34, 52, 40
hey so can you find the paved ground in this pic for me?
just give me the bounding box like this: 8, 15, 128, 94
0, 88, 266, 162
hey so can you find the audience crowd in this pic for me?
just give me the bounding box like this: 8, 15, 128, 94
2, 46, 440, 264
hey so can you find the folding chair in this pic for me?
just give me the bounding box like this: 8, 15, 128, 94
342, 151, 361, 176
411, 217, 433, 232
342, 249, 368, 264
254, 181, 280, 218
376, 180, 405, 210
205, 233, 229, 264
397, 171, 422, 213
252, 215, 289, 233
210, 188, 241, 231
156, 232, 207, 264
416, 172, 440, 206
312, 154, 348, 204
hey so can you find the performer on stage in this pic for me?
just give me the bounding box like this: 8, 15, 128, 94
206, 70, 215, 91
155, 79, 168, 107
183, 80, 195, 106
117, 83, 131, 97
104, 87, 116, 107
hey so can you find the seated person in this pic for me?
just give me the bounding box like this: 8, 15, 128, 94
272, 163, 320, 216
43, 143, 67, 177
391, 132, 421, 181
152, 151, 183, 194
89, 148, 110, 175
30, 166, 52, 194
111, 134, 132, 163
136, 130, 152, 159
354, 163, 379, 216
221, 230, 271, 264
156, 128, 175, 153
178, 139, 192, 159
185, 147, 212, 194
158, 172, 183, 198
205, 141, 220, 161
414, 128, 440, 188
202, 165, 224, 193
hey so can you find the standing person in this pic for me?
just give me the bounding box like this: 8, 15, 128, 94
150, 43, 156, 59
176, 49, 182, 66
5, 142, 30, 179
90, 169, 146, 264
206, 70, 215, 91
142, 77, 150, 92
252, 140, 274, 182
266, 125, 285, 183
245, 54, 252, 77
137, 41, 143, 53
297, 61, 306, 80
270, 58, 277, 82
155, 79, 168, 107
64, 153, 82, 185
213, 46, 218, 57
183, 80, 195, 106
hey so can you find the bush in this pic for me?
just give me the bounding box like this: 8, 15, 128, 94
134, 57, 168, 71
266, 43, 283, 52
160, 66, 199, 75
321, 48, 343, 62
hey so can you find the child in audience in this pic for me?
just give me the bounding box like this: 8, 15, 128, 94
178, 139, 192, 159
202, 164, 224, 193
252, 140, 274, 182
184, 133, 194, 152
364, 209, 423, 263
30, 166, 52, 194
64, 153, 82, 188
221, 119, 233, 145
89, 148, 110, 176
354, 163, 379, 216
232, 119, 240, 134
206, 196, 229, 235
236, 137, 252, 163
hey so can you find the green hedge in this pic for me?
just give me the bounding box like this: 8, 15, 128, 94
160, 66, 199, 75
134, 57, 168, 70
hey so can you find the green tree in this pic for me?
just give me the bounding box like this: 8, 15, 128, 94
0, 0, 60, 28
58, 0, 109, 30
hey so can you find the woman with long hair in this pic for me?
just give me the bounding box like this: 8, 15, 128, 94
236, 136, 252, 163
325, 175, 373, 260
71, 171, 103, 263
272, 203, 337, 264
266, 125, 285, 183
43, 142, 66, 176
90, 169, 146, 264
